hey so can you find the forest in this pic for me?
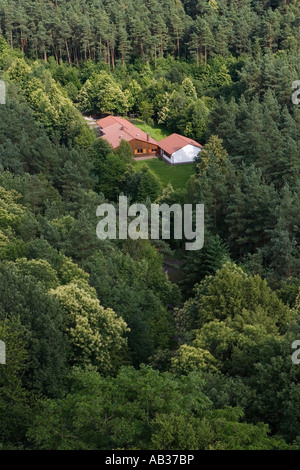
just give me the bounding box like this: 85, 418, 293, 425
0, 0, 300, 451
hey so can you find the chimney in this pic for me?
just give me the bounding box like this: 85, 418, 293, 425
147, 132, 150, 142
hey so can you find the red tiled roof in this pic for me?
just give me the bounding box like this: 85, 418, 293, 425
158, 133, 202, 155
96, 116, 158, 149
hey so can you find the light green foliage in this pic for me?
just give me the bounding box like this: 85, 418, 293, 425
188, 262, 292, 329
171, 344, 219, 375
158, 89, 209, 141
175, 262, 293, 378
27, 366, 210, 450
138, 100, 154, 123
50, 280, 129, 373
58, 257, 90, 285
27, 366, 288, 450
0, 187, 34, 259
13, 258, 59, 289
182, 77, 197, 100
74, 125, 97, 149
132, 119, 169, 142
78, 72, 129, 114
0, 186, 26, 231
3, 58, 88, 147
151, 408, 288, 450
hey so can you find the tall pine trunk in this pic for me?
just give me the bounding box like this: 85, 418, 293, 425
65, 40, 71, 64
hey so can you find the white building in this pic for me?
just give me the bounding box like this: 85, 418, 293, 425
159, 133, 202, 165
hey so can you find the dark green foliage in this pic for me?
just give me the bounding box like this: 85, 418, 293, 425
83, 246, 180, 364
135, 164, 163, 202
0, 262, 69, 397
27, 366, 289, 450
1, 0, 299, 65
1, 0, 300, 451
0, 317, 32, 448
180, 233, 230, 298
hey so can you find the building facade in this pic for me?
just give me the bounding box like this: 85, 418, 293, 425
95, 116, 202, 164
159, 133, 202, 164
96, 116, 160, 157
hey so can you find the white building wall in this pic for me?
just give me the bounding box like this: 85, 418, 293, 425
171, 144, 201, 164
161, 152, 172, 164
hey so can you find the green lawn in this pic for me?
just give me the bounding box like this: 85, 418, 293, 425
134, 158, 195, 191
130, 119, 195, 191
132, 119, 170, 142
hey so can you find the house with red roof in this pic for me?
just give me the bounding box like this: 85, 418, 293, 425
158, 133, 202, 165
95, 116, 202, 164
96, 116, 160, 158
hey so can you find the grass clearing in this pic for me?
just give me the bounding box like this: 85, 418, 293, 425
134, 158, 194, 191
132, 119, 170, 142
129, 119, 195, 191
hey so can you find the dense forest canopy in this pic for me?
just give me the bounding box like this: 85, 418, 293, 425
0, 0, 299, 64
0, 0, 300, 451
